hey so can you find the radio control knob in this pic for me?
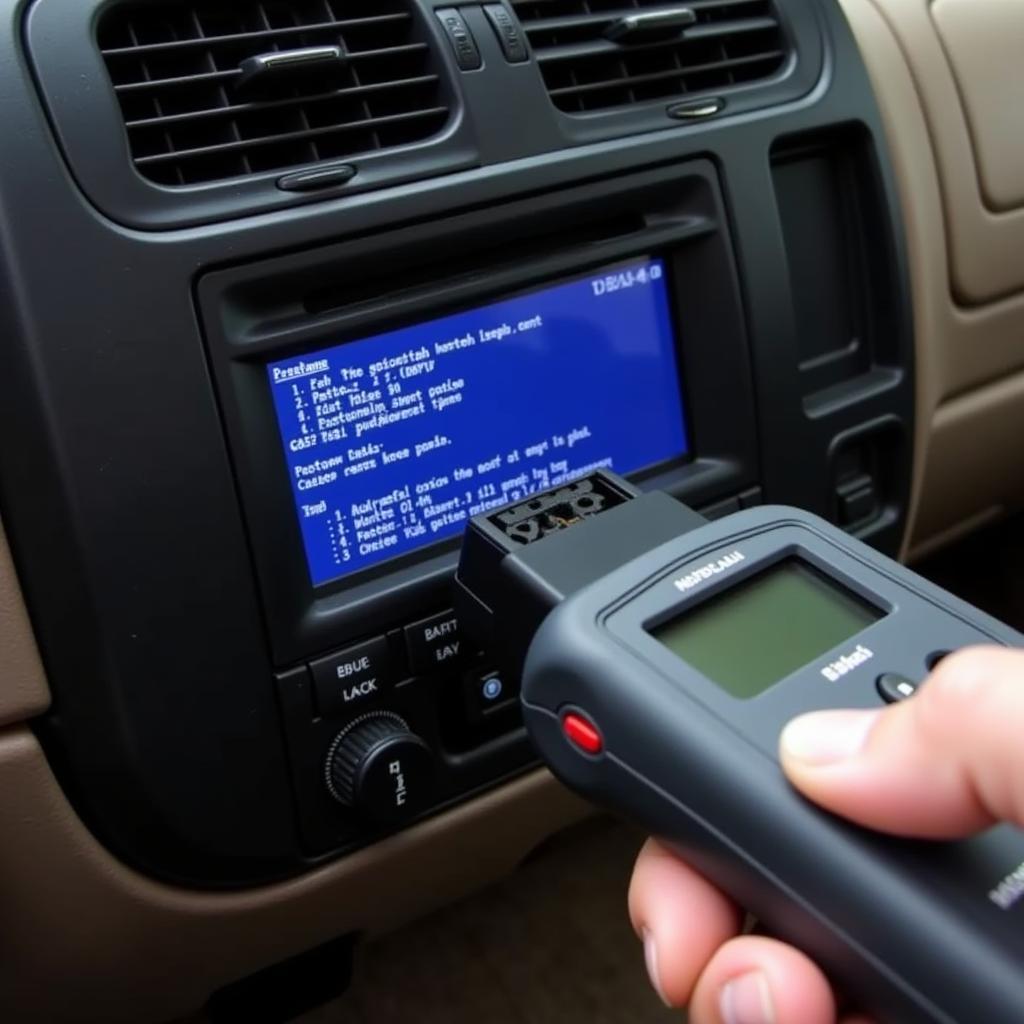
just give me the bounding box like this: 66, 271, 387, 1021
325, 712, 435, 826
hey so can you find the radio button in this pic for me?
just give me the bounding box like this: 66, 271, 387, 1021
310, 637, 396, 716
325, 712, 435, 825
463, 668, 515, 725
405, 610, 465, 674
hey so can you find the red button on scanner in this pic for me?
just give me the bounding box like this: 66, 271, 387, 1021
562, 712, 603, 755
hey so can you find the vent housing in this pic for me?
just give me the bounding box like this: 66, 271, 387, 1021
97, 0, 451, 187
511, 0, 790, 114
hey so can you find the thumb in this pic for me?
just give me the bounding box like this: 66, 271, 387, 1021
779, 646, 1024, 837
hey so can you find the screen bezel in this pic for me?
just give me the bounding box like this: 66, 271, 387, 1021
265, 253, 694, 591
199, 162, 760, 666
608, 523, 904, 736
650, 556, 885, 699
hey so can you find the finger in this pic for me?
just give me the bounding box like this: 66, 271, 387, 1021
780, 646, 1024, 837
628, 838, 742, 1007
736, 924, 874, 1022
688, 935, 839, 1024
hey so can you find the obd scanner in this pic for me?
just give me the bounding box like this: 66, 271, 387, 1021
455, 471, 1024, 1023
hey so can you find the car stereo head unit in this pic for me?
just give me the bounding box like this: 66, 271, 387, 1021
200, 162, 759, 666
265, 256, 690, 588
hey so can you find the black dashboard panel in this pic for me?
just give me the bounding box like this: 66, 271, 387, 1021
0, 0, 913, 885
27, 0, 824, 227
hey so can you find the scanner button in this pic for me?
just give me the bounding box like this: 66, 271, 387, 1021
563, 712, 603, 755
877, 673, 920, 704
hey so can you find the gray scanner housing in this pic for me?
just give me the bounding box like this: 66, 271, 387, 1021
521, 506, 1024, 1023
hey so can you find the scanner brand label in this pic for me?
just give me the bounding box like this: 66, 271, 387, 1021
989, 861, 1024, 910
673, 550, 745, 593
820, 644, 874, 682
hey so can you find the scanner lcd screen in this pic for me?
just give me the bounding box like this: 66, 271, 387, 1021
653, 559, 882, 698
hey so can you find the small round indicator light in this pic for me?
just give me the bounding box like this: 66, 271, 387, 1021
482, 676, 503, 702
562, 712, 603, 755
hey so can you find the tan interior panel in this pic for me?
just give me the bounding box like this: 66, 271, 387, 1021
909, 370, 1024, 551
0, 728, 590, 1024
851, 0, 1024, 306
0, 520, 50, 727
839, 0, 1024, 555
931, 0, 1024, 214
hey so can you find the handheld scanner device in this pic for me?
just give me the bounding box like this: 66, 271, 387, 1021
455, 471, 1024, 1024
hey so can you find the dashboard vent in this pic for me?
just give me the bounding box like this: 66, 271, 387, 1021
511, 0, 789, 114
97, 0, 451, 187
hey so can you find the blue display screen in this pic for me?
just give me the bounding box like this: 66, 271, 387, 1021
267, 257, 689, 586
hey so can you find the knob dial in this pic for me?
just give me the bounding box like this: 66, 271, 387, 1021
325, 712, 435, 826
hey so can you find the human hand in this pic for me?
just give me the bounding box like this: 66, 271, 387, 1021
628, 646, 1024, 1023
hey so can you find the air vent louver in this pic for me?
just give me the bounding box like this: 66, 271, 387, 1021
97, 0, 451, 187
510, 0, 789, 114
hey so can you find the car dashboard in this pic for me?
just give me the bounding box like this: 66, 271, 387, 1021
0, 0, 1022, 1020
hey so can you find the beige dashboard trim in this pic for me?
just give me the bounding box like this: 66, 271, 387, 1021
862, 0, 1024, 307
907, 370, 1024, 559
0, 519, 50, 726
931, 0, 1024, 215
0, 727, 591, 1024
839, 0, 1024, 555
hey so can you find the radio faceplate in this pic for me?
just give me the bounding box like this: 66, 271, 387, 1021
199, 160, 758, 668
200, 161, 761, 858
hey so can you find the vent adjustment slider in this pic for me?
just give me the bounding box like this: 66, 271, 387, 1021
235, 46, 349, 97
604, 7, 697, 42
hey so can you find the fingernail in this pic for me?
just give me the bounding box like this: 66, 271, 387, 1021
720, 970, 775, 1024
641, 927, 671, 1007
781, 709, 880, 766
